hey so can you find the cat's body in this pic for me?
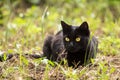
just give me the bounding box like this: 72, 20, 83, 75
43, 31, 65, 62
43, 21, 98, 68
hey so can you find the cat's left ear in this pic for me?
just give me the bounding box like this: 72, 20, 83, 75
78, 21, 90, 36
61, 21, 71, 33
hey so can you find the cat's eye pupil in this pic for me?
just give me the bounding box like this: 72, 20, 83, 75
76, 37, 80, 42
65, 37, 70, 42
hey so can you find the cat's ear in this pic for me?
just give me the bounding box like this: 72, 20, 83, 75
61, 21, 71, 32
78, 21, 90, 36
80, 21, 89, 30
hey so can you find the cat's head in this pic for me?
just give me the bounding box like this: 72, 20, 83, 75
61, 21, 90, 52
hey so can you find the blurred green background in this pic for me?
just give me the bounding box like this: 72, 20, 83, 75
0, 0, 120, 55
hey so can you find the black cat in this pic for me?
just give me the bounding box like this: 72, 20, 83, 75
43, 21, 98, 68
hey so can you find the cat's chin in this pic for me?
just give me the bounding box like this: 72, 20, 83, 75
67, 49, 79, 53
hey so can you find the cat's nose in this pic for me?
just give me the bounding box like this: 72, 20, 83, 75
70, 42, 74, 46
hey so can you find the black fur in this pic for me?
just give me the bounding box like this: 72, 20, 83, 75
43, 32, 66, 62
43, 21, 98, 68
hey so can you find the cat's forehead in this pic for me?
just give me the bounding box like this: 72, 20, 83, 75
70, 26, 80, 32
71, 26, 77, 30
65, 26, 80, 35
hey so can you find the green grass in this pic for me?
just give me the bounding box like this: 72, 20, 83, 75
0, 0, 120, 80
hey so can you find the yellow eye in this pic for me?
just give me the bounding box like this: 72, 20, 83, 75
76, 37, 80, 42
65, 37, 70, 42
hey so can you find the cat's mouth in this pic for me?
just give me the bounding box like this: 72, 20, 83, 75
67, 47, 80, 53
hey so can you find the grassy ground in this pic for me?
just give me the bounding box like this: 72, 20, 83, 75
0, 0, 120, 80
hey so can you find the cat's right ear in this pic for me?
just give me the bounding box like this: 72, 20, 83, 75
79, 21, 90, 36
61, 21, 71, 32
